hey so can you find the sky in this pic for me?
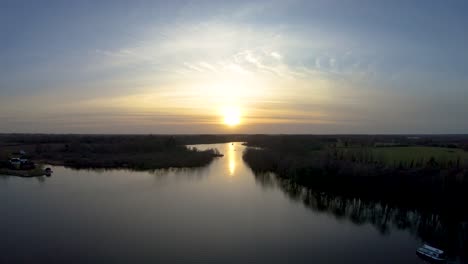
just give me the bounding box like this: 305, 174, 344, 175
1, 0, 468, 134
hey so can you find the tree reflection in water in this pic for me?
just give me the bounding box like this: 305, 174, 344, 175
253, 172, 468, 262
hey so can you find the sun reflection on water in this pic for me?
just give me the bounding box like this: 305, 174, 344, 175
228, 143, 236, 176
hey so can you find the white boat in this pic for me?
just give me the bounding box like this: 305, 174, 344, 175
416, 244, 446, 262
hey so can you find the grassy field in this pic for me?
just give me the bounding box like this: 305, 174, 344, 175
346, 146, 468, 167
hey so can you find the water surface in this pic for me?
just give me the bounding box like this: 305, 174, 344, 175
0, 143, 449, 263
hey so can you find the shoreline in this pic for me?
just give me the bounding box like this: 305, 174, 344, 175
35, 155, 223, 171
0, 167, 46, 177
0, 153, 225, 177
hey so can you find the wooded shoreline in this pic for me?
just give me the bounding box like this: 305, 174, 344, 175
0, 134, 228, 172
241, 135, 468, 219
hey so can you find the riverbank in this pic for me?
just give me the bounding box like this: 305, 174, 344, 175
0, 166, 45, 177
0, 135, 224, 171
37, 149, 220, 170
242, 137, 468, 215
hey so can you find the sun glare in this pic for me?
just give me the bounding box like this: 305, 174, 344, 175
223, 107, 241, 127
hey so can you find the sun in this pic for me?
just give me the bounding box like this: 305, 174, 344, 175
222, 107, 241, 127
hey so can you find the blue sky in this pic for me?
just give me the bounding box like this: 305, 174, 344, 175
1, 0, 467, 133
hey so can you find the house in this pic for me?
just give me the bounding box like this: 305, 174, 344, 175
9, 158, 22, 169
9, 157, 35, 170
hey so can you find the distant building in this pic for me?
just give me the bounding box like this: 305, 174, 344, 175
9, 158, 22, 169
9, 157, 33, 170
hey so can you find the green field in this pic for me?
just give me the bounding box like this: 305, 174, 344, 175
372, 147, 468, 166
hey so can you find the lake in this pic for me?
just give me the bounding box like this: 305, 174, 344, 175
0, 143, 461, 263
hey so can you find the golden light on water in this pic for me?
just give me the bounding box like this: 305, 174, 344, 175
228, 143, 236, 176
228, 157, 236, 176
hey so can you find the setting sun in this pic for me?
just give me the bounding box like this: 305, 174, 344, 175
223, 107, 241, 127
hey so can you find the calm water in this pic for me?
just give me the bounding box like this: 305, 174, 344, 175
0, 143, 450, 263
